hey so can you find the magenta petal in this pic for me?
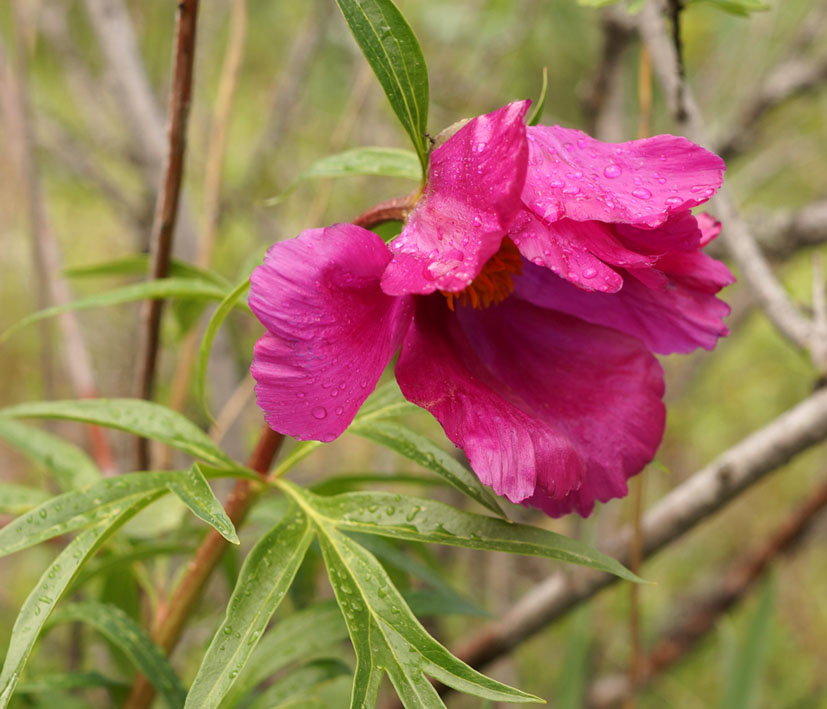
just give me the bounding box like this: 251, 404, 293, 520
523, 126, 725, 228
249, 224, 413, 442
515, 258, 732, 354
381, 101, 529, 296
510, 209, 656, 292
396, 296, 665, 517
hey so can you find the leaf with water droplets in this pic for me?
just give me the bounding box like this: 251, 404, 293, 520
47, 602, 186, 708
220, 601, 348, 708
0, 419, 100, 490
0, 495, 161, 709
0, 399, 232, 467
296, 487, 642, 582
185, 504, 314, 709
334, 0, 429, 173
348, 419, 505, 517
0, 468, 237, 558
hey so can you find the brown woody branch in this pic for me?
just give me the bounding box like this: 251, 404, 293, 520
134, 0, 200, 469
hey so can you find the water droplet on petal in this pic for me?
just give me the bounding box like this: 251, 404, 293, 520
632, 187, 652, 200
665, 196, 684, 207
603, 164, 622, 179
334, 406, 344, 416
312, 406, 327, 420
582, 267, 597, 279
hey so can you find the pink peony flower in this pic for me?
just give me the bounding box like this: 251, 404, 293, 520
249, 101, 733, 517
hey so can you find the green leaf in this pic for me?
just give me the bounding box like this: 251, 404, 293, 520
0, 495, 161, 708
317, 525, 540, 707
555, 609, 591, 709
311, 472, 443, 496
16, 672, 127, 694
527, 67, 548, 127
64, 254, 231, 288
689, 0, 769, 16
282, 483, 541, 708
197, 278, 250, 421
722, 579, 774, 709
221, 601, 348, 709
0, 468, 234, 557
0, 399, 232, 467
47, 602, 186, 708
334, 0, 429, 171
0, 278, 229, 342
0, 419, 101, 490
349, 419, 505, 517
185, 504, 315, 709
290, 486, 641, 582
246, 659, 351, 709
271, 147, 422, 205
402, 588, 489, 618
0, 483, 51, 515
170, 464, 239, 543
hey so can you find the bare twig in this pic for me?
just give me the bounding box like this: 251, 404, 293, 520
134, 0, 201, 469
638, 0, 813, 354
160, 0, 248, 470
0, 8, 115, 473
438, 386, 827, 696
589, 476, 827, 708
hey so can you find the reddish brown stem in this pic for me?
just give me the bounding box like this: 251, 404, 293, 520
135, 0, 200, 469
352, 193, 418, 228
124, 425, 283, 709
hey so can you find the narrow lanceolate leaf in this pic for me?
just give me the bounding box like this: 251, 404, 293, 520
0, 419, 100, 490
0, 483, 50, 515
222, 601, 348, 708
316, 524, 540, 708
171, 464, 239, 543
48, 603, 186, 708
0, 278, 228, 342
185, 504, 315, 709
0, 469, 233, 558
246, 659, 351, 709
349, 419, 505, 517
64, 254, 231, 288
334, 0, 429, 171
527, 66, 548, 127
293, 486, 641, 582
16, 671, 127, 695
197, 278, 250, 420
0, 399, 232, 467
0, 496, 161, 708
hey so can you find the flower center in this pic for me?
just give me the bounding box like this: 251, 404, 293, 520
442, 237, 523, 311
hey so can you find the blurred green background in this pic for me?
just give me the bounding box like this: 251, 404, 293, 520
2, 0, 827, 706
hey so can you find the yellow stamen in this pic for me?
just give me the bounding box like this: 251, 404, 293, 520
442, 237, 522, 311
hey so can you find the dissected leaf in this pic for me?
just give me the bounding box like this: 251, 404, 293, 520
349, 419, 505, 517
526, 67, 548, 126
16, 671, 127, 695
47, 602, 186, 708
334, 0, 429, 170
288, 485, 641, 582
185, 504, 315, 709
0, 399, 232, 467
221, 600, 348, 708
0, 467, 236, 557
0, 495, 161, 708
0, 419, 100, 490
64, 254, 230, 288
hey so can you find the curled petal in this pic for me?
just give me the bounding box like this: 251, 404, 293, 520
514, 256, 733, 354
250, 224, 413, 442
381, 101, 530, 296
523, 125, 725, 228
396, 296, 665, 517
510, 209, 654, 293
